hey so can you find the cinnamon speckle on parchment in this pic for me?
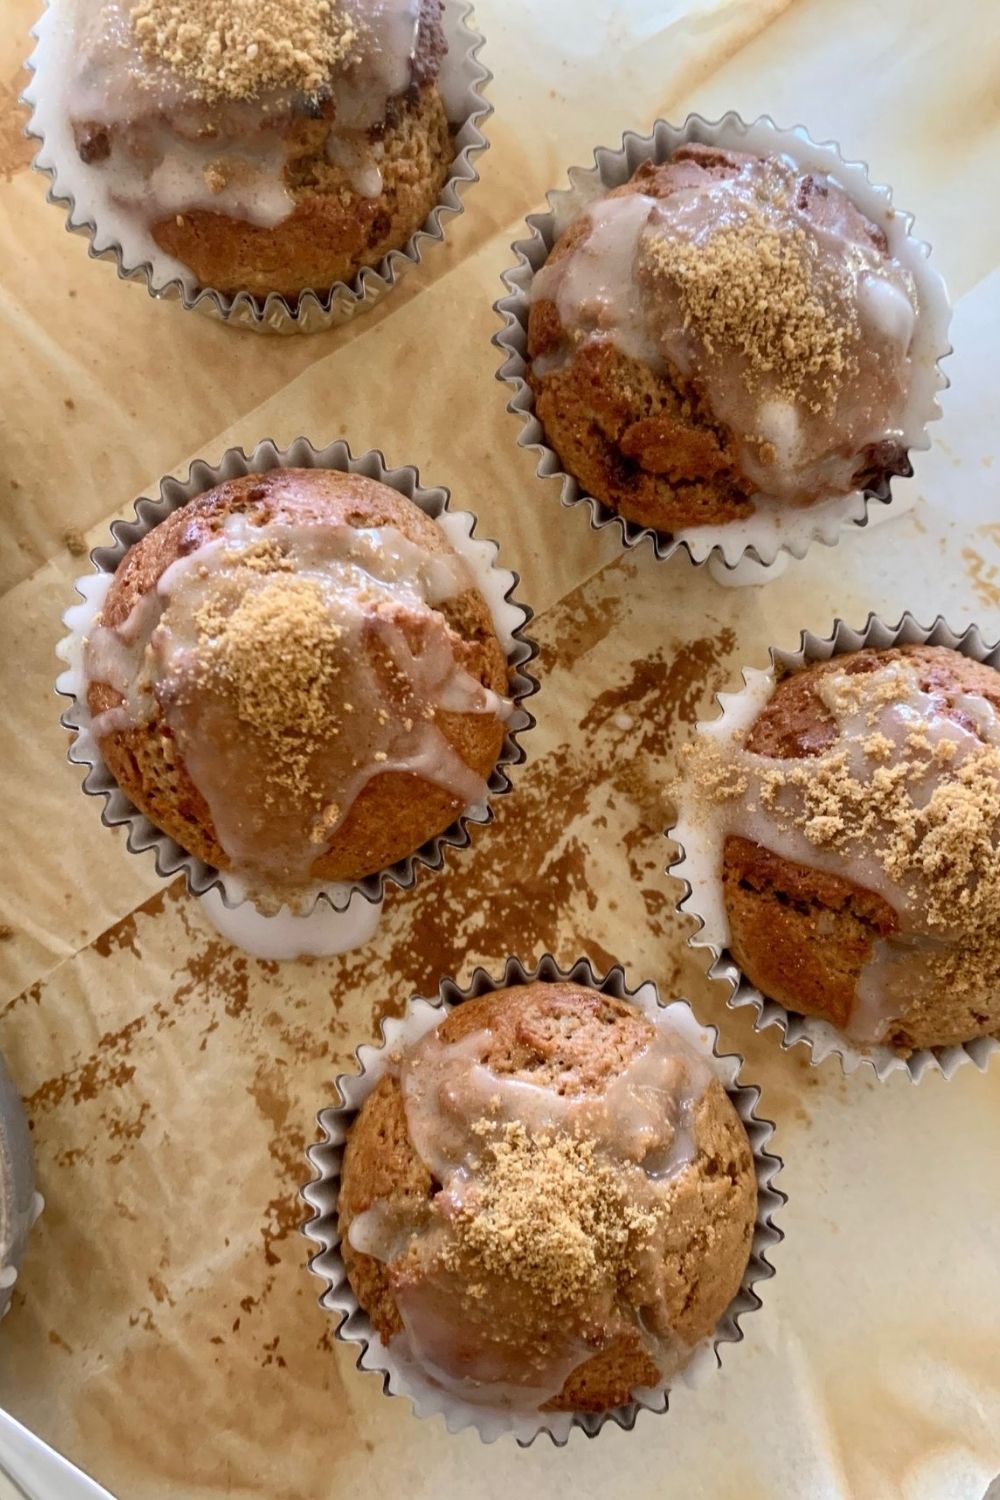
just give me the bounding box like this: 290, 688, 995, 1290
0, 553, 799, 1495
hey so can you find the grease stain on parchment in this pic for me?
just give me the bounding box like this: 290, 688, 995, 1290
822, 1326, 1000, 1500
0, 70, 32, 181
962, 546, 1000, 609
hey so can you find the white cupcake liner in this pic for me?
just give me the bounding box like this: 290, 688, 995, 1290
0, 1410, 117, 1500
24, 1, 491, 335
301, 952, 785, 1445
493, 113, 951, 578
0, 1051, 41, 1324
669, 613, 1000, 1082
55, 438, 538, 954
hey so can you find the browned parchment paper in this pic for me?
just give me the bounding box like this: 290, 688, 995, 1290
1, 2, 999, 1496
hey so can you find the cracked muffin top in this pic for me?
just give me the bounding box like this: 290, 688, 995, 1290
83, 468, 510, 906
338, 981, 757, 1413
528, 143, 941, 533
54, 0, 451, 295
686, 644, 1000, 1051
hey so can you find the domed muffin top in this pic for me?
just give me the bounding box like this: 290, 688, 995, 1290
531, 144, 934, 508
84, 469, 510, 901
70, 0, 440, 116
339, 983, 756, 1412
63, 0, 445, 229
689, 644, 1000, 1043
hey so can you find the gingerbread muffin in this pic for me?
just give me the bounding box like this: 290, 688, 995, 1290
83, 468, 511, 903
527, 143, 936, 532
688, 644, 1000, 1052
338, 982, 757, 1413
59, 0, 452, 297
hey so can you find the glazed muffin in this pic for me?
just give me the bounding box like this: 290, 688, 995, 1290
338, 982, 757, 1413
60, 0, 452, 297
83, 468, 511, 903
687, 644, 1000, 1051
528, 143, 935, 532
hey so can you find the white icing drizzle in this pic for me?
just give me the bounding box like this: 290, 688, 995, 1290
686, 658, 1000, 1043
532, 149, 935, 510
532, 192, 664, 374
83, 513, 511, 890
348, 1008, 713, 1409
53, 0, 423, 241
86, 589, 162, 736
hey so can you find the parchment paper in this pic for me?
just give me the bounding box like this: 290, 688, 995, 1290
0, 2, 998, 1497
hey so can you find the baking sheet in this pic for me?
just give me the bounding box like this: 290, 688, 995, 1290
0, 0, 999, 1496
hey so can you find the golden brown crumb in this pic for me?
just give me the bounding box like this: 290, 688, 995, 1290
129, 0, 365, 102
681, 738, 749, 802
443, 1121, 660, 1308
697, 661, 1000, 1002
222, 538, 293, 575
190, 569, 347, 805
310, 801, 341, 842
645, 173, 858, 410
203, 161, 229, 195
700, 725, 1000, 934
862, 731, 895, 761
817, 667, 904, 718
63, 527, 87, 556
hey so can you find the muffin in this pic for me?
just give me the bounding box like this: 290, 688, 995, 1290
83, 467, 512, 904
59, 0, 452, 297
687, 644, 1000, 1051
338, 981, 757, 1413
527, 142, 934, 533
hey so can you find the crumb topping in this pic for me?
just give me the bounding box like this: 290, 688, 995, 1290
191, 568, 349, 803
443, 1121, 660, 1306
87, 504, 500, 903
129, 0, 365, 101
695, 658, 1000, 1001
752, 740, 1000, 930
645, 179, 858, 410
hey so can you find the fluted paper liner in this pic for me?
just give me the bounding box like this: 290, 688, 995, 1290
669, 613, 1000, 1082
301, 953, 785, 1445
55, 438, 538, 925
24, 1, 491, 335
0, 1052, 40, 1324
493, 113, 951, 575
